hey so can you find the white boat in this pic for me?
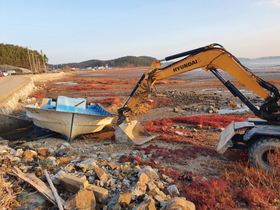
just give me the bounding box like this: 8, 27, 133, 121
24, 96, 116, 141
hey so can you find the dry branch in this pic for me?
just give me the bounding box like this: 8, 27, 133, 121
12, 166, 65, 207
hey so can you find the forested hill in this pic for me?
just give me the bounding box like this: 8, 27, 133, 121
0, 43, 47, 69
58, 56, 156, 69
1, 43, 154, 69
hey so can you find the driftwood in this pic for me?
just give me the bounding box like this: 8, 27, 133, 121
44, 169, 64, 210
12, 166, 65, 207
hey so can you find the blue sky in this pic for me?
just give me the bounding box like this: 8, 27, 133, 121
1, 0, 280, 64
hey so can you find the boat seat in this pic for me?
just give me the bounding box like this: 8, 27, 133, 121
56, 96, 86, 113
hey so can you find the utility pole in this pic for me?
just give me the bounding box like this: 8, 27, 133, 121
41, 50, 46, 72
31, 53, 37, 73
34, 55, 40, 73
27, 47, 33, 73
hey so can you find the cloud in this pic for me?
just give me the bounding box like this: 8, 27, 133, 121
254, 0, 280, 8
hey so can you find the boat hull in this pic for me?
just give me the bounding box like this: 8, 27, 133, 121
25, 106, 115, 140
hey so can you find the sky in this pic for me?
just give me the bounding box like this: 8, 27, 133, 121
1, 0, 280, 64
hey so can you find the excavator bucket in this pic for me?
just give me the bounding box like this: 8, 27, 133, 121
115, 120, 155, 145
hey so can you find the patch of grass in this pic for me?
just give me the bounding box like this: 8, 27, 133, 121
94, 97, 121, 106
172, 115, 246, 128
38, 158, 52, 169
180, 178, 237, 210
29, 90, 45, 99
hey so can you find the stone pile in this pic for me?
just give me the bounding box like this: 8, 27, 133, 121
0, 139, 196, 210
155, 89, 263, 115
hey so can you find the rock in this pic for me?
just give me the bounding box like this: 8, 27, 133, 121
76, 158, 98, 172
23, 150, 37, 161
154, 180, 165, 190
25, 192, 47, 206
65, 189, 96, 210
118, 191, 132, 205
148, 187, 167, 201
132, 196, 156, 210
138, 172, 149, 183
107, 194, 119, 209
162, 174, 174, 183
174, 107, 185, 113
64, 163, 75, 172
99, 179, 106, 187
110, 153, 117, 159
8, 156, 21, 162
154, 194, 166, 202
87, 184, 109, 203
138, 166, 159, 182
94, 167, 108, 180
68, 148, 85, 156
46, 156, 57, 166
0, 148, 8, 155
88, 175, 96, 184
167, 185, 180, 197
60, 173, 89, 193
160, 197, 196, 210
56, 156, 74, 164
106, 179, 115, 188
36, 148, 49, 156
146, 181, 157, 191
14, 148, 24, 157
132, 181, 147, 197
133, 165, 141, 173
107, 162, 117, 170
85, 170, 94, 177
122, 178, 131, 188
50, 170, 65, 185
55, 143, 72, 156
122, 165, 132, 174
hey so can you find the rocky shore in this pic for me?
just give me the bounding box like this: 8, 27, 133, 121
0, 138, 195, 209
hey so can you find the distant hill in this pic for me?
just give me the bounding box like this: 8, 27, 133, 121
238, 56, 280, 64
53, 56, 156, 69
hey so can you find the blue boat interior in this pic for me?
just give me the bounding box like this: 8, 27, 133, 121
28, 96, 116, 116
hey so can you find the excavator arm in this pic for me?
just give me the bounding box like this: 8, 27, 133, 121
116, 44, 280, 144
118, 44, 280, 121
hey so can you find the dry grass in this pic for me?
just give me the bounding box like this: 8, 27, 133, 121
0, 175, 20, 209
224, 161, 280, 209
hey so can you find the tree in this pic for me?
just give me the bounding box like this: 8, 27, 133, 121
0, 43, 48, 73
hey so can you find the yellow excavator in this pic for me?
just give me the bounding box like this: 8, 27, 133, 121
115, 43, 280, 171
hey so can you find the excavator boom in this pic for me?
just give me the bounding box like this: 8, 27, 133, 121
115, 43, 280, 145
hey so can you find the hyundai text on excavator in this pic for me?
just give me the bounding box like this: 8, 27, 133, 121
115, 43, 280, 171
